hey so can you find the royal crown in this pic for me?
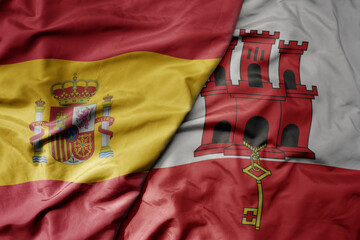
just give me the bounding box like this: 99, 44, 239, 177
102, 94, 113, 108
34, 99, 46, 112
50, 74, 99, 106
35, 99, 46, 107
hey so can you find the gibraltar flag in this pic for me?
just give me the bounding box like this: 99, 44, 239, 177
0, 0, 243, 239
120, 0, 360, 239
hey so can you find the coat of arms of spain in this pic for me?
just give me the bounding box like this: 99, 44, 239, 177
29, 74, 115, 164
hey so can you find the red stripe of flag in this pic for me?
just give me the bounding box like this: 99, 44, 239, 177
50, 135, 56, 160
119, 158, 360, 239
66, 139, 71, 160
0, 0, 243, 64
55, 135, 62, 161
60, 135, 67, 162
0, 173, 147, 239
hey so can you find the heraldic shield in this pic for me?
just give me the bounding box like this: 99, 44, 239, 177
49, 104, 96, 164
29, 74, 115, 164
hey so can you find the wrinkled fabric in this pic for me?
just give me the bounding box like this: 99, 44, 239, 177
0, 0, 243, 239
120, 0, 360, 239
0, 0, 242, 63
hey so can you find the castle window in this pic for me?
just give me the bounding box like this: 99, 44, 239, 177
281, 124, 300, 147
248, 63, 263, 87
243, 116, 269, 147
260, 50, 265, 61
247, 49, 252, 59
254, 47, 259, 61
284, 70, 297, 90
212, 121, 231, 144
214, 66, 226, 86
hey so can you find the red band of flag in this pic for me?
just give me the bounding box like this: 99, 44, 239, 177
29, 121, 51, 144
95, 116, 115, 139
0, 0, 244, 64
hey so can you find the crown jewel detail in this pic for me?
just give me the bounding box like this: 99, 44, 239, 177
50, 74, 99, 106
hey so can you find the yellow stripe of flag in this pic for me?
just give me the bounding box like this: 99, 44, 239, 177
0, 51, 219, 185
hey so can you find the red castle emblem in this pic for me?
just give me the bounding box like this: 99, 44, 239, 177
195, 29, 318, 160
194, 29, 318, 231
29, 74, 115, 164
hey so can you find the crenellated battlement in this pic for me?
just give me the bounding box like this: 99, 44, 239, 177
279, 40, 308, 50
227, 37, 239, 50
203, 29, 317, 98
240, 29, 280, 39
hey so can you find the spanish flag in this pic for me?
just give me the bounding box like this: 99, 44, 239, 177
119, 0, 360, 239
0, 0, 243, 238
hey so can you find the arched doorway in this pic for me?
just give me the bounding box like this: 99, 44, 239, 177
284, 70, 297, 90
214, 66, 226, 86
212, 121, 231, 143
243, 116, 269, 147
281, 124, 300, 147
247, 63, 263, 87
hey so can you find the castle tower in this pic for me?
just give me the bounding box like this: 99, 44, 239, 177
194, 38, 238, 156
239, 30, 280, 87
223, 30, 285, 159
278, 40, 308, 89
226, 30, 285, 99
202, 37, 238, 93
277, 41, 318, 158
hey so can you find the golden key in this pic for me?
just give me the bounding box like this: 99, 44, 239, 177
241, 142, 271, 231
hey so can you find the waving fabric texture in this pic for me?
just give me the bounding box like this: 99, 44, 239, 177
120, 0, 360, 239
0, 0, 243, 239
